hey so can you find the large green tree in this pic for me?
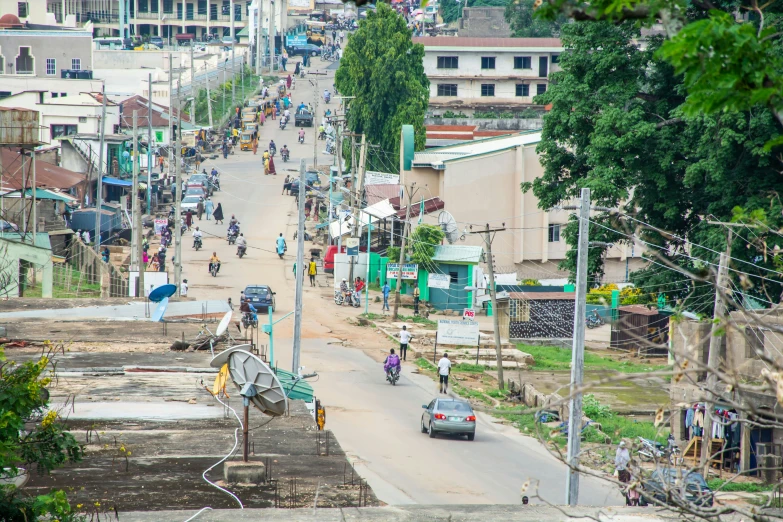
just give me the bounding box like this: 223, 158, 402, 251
526, 21, 783, 311
335, 4, 429, 172
504, 0, 564, 37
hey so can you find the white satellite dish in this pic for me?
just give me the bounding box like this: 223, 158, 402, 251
210, 347, 287, 417
216, 310, 233, 336
438, 210, 463, 244
210, 344, 253, 368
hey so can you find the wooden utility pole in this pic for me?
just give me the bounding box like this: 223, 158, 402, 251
132, 110, 145, 296
392, 182, 416, 320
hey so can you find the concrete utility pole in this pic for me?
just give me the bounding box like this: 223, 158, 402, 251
131, 110, 139, 270
470, 224, 506, 389
147, 73, 153, 213
349, 134, 366, 282
565, 187, 590, 506
174, 70, 183, 291
292, 158, 306, 374
231, 42, 236, 104
701, 251, 729, 478
255, 0, 263, 74
205, 64, 214, 128
168, 53, 174, 182
268, 0, 275, 72
132, 110, 145, 296
94, 83, 107, 254
392, 182, 415, 320
190, 44, 196, 125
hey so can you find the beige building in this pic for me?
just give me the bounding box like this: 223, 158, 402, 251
412, 36, 563, 116
404, 132, 644, 282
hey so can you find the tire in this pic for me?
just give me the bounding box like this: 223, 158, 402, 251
421, 418, 427, 433
311, 51, 317, 57
428, 423, 436, 438
467, 433, 475, 441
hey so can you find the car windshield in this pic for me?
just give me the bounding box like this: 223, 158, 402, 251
246, 287, 269, 297
183, 196, 200, 203
437, 401, 472, 413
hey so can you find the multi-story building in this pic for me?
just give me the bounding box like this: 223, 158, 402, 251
412, 36, 564, 116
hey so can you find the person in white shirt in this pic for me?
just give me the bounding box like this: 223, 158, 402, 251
437, 353, 452, 394
192, 226, 203, 248
180, 278, 188, 297
399, 325, 412, 361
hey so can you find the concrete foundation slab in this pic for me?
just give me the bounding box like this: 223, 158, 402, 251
224, 460, 266, 484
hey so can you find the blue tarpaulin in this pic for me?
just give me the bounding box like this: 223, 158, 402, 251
102, 177, 132, 187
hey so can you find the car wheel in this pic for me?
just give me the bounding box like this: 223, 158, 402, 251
421, 418, 427, 433
311, 51, 317, 57
467, 433, 475, 441
428, 422, 436, 438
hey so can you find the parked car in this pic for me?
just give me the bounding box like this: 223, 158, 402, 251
295, 109, 314, 128
421, 398, 476, 440
323, 245, 345, 274
243, 285, 276, 312
150, 36, 164, 47
181, 195, 201, 214
639, 469, 714, 508
185, 185, 206, 199
188, 174, 213, 195
287, 44, 322, 57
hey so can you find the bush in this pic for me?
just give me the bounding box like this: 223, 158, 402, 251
442, 110, 468, 118
583, 394, 613, 419
520, 278, 541, 286
473, 110, 499, 118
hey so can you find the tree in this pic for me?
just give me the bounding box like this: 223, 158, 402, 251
407, 224, 446, 267
335, 4, 429, 172
504, 0, 564, 37
440, 0, 511, 24
0, 344, 84, 521
525, 21, 783, 309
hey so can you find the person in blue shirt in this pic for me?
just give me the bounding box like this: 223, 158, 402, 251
276, 233, 286, 257
382, 281, 391, 311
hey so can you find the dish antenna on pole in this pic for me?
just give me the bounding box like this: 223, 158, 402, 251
211, 346, 287, 462
438, 211, 464, 244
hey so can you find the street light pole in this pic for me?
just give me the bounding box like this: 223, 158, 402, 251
94, 82, 107, 254
174, 71, 183, 291
292, 158, 306, 374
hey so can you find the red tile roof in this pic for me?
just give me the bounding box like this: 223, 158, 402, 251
413, 37, 562, 48
118, 95, 191, 129
1, 149, 85, 190
389, 196, 445, 219
365, 184, 401, 206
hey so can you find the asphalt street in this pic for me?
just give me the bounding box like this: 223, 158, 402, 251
176, 59, 624, 507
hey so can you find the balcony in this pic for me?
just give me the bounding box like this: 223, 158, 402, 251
135, 11, 160, 19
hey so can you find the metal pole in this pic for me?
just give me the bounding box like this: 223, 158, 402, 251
190, 44, 196, 125
292, 158, 306, 374
565, 187, 590, 506
134, 111, 145, 296
255, 0, 262, 75
392, 183, 414, 320
231, 43, 236, 104
206, 64, 214, 128
131, 110, 139, 270
168, 53, 174, 183
31, 151, 36, 245
701, 251, 729, 478
94, 83, 107, 254
268, 0, 275, 72
147, 72, 153, 213
174, 71, 183, 290
365, 215, 370, 314
268, 305, 274, 366
243, 403, 249, 462
482, 223, 505, 390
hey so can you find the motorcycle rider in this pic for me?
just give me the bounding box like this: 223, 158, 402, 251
192, 226, 203, 249
318, 124, 326, 140
276, 233, 287, 256
281, 144, 290, 160
298, 128, 305, 143
229, 214, 239, 228
209, 251, 221, 274
383, 348, 401, 379
323, 89, 330, 102
269, 140, 277, 156
236, 232, 247, 256
240, 298, 258, 325
339, 278, 351, 302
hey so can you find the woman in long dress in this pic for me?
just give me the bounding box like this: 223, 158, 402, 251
213, 202, 224, 224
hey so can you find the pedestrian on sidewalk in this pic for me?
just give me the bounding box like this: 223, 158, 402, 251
308, 257, 317, 286
213, 202, 224, 224
304, 198, 312, 220
252, 136, 258, 155
399, 325, 411, 361
413, 286, 420, 315
268, 155, 277, 175
185, 209, 193, 230
196, 197, 205, 220
180, 279, 188, 297
437, 353, 452, 394
382, 281, 390, 311
282, 175, 291, 195
205, 198, 214, 221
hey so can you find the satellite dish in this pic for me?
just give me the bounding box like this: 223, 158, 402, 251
216, 348, 288, 417
149, 284, 177, 302
210, 344, 254, 368
151, 297, 169, 322
438, 211, 462, 244
216, 311, 233, 336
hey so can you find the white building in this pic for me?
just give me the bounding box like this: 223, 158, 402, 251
412, 36, 563, 116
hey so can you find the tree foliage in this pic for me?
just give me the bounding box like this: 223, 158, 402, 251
504, 0, 564, 37
0, 344, 84, 521
408, 224, 446, 266
526, 21, 783, 311
335, 4, 429, 171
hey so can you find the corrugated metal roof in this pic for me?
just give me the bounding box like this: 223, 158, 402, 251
365, 184, 400, 206
413, 37, 562, 49
0, 232, 52, 250
619, 305, 659, 316
413, 132, 542, 167
432, 245, 484, 264
508, 292, 576, 300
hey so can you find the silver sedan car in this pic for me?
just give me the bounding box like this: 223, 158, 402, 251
421, 398, 476, 440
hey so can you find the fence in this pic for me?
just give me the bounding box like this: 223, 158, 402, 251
66, 238, 128, 297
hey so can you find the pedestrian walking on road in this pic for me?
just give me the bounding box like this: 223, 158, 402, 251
286, 74, 292, 89
308, 257, 317, 286
282, 175, 291, 195
185, 210, 193, 230
304, 198, 312, 220
382, 281, 390, 311
268, 155, 277, 175
213, 202, 224, 224
437, 353, 452, 394
252, 137, 258, 155
205, 198, 214, 221
196, 198, 205, 220
399, 325, 411, 361
413, 286, 420, 315
264, 156, 270, 175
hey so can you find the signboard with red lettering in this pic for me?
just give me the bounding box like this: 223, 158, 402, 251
462, 309, 476, 320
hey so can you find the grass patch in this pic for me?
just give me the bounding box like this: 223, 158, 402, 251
452, 383, 494, 405
707, 479, 776, 493
415, 358, 437, 372
518, 343, 670, 373
24, 269, 102, 298
453, 363, 487, 373
596, 415, 668, 444
360, 313, 384, 321
397, 314, 437, 327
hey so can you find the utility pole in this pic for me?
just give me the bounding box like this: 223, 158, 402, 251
255, 0, 263, 75
231, 42, 236, 105
701, 251, 729, 478
205, 64, 213, 128
292, 158, 306, 374
168, 53, 174, 182
565, 187, 590, 506
131, 111, 139, 270
94, 82, 107, 254
190, 44, 196, 125
147, 73, 153, 213
392, 182, 416, 320
174, 70, 183, 290
349, 134, 366, 282
132, 110, 145, 296
268, 0, 275, 72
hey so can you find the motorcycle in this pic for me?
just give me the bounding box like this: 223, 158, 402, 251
210, 262, 219, 277
193, 236, 202, 251
637, 436, 679, 465
237, 244, 247, 258
279, 117, 287, 130
334, 289, 360, 307
586, 310, 604, 329
324, 92, 331, 104
241, 312, 258, 329
227, 226, 239, 244
281, 149, 290, 162
386, 366, 400, 386
325, 138, 335, 155
298, 133, 305, 144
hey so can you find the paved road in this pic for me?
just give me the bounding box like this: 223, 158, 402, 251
176, 60, 623, 507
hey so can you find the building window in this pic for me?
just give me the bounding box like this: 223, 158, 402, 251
746, 327, 765, 359
551, 54, 560, 64
15, 46, 34, 74
449, 271, 459, 284
514, 56, 531, 69
480, 84, 495, 97
481, 56, 495, 69
163, 0, 173, 13
151, 0, 159, 12
548, 224, 561, 242
50, 124, 78, 139
71, 58, 81, 70
537, 83, 547, 95
78, 116, 87, 123
186, 2, 194, 19
46, 58, 56, 76
437, 84, 457, 97
0, 55, 4, 75
436, 56, 458, 69
17, 1, 28, 17
51, 92, 58, 98
510, 299, 530, 322
138, 0, 148, 12
515, 84, 529, 97
197, 0, 207, 14
60, 92, 67, 97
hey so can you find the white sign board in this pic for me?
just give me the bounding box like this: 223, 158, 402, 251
437, 320, 480, 346
386, 263, 418, 280
128, 271, 170, 297
346, 237, 359, 257
428, 273, 450, 289
364, 171, 400, 186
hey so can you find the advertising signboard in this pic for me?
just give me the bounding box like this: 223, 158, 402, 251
436, 320, 480, 345
386, 263, 418, 280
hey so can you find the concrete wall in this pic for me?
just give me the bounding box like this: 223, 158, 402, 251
458, 7, 511, 38
0, 28, 93, 77
425, 117, 544, 130
0, 237, 53, 298
0, 76, 103, 100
